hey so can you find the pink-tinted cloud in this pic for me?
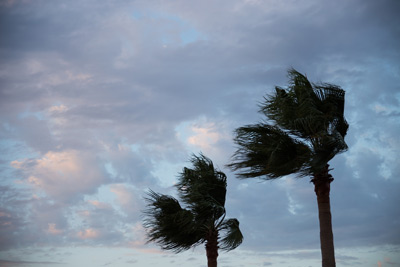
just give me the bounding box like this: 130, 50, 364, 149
181, 118, 232, 162
77, 228, 100, 239
0, 211, 12, 227
109, 184, 142, 215
11, 150, 106, 202
127, 222, 162, 254
87, 200, 112, 210
47, 223, 63, 235
187, 123, 222, 149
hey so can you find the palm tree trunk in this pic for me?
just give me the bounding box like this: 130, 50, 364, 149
205, 231, 219, 267
312, 164, 336, 267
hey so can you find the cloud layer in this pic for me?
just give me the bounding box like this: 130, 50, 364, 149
1, 0, 399, 266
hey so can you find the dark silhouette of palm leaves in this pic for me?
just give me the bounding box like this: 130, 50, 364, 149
143, 190, 204, 252
229, 68, 348, 178
143, 154, 243, 253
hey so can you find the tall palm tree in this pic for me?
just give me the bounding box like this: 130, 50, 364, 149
143, 154, 243, 267
228, 68, 348, 267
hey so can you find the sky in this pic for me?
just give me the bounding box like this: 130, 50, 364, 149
0, 0, 399, 266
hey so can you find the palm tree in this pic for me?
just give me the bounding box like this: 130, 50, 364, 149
143, 154, 243, 267
228, 68, 348, 267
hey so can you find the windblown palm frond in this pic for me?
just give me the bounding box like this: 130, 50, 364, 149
143, 190, 203, 252
262, 69, 348, 140
228, 124, 312, 178
218, 218, 244, 251
176, 154, 227, 219
230, 68, 348, 177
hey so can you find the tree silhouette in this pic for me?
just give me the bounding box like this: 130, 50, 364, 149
228, 68, 348, 267
143, 154, 243, 267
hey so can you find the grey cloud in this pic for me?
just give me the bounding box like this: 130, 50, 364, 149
335, 254, 362, 266
0, 185, 33, 250
11, 115, 55, 154
0, 259, 64, 266
224, 176, 321, 251
329, 154, 400, 247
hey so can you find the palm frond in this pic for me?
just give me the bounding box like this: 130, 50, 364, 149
176, 154, 227, 219
261, 69, 323, 137
314, 83, 349, 138
310, 131, 348, 172
261, 69, 348, 140
218, 218, 244, 251
143, 190, 203, 252
234, 68, 349, 177
228, 124, 312, 178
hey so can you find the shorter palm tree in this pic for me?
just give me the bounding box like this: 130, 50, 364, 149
143, 154, 243, 267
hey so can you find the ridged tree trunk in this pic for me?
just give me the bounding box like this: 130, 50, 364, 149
312, 164, 336, 267
205, 230, 219, 267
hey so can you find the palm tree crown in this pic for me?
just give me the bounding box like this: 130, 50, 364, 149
143, 154, 243, 266
229, 68, 348, 179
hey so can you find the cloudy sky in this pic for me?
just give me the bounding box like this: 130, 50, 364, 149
0, 0, 399, 266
